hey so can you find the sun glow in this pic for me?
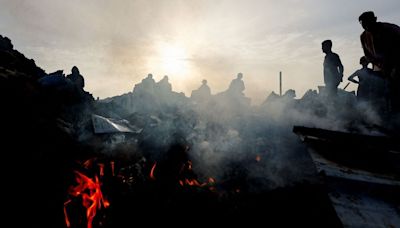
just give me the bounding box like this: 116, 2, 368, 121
159, 44, 189, 75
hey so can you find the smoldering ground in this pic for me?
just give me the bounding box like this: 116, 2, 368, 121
94, 78, 388, 193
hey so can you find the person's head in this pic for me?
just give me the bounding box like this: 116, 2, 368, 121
71, 66, 79, 75
359, 56, 369, 67
321, 40, 332, 53
284, 89, 296, 98
359, 11, 377, 31
237, 73, 243, 79
147, 73, 153, 79
202, 79, 207, 85
163, 75, 169, 81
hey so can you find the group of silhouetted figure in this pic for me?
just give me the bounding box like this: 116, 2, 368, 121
132, 72, 248, 107
133, 11, 400, 117
322, 11, 400, 115
48, 11, 399, 118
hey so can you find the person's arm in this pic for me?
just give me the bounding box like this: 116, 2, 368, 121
337, 57, 344, 76
335, 54, 344, 80
347, 70, 359, 84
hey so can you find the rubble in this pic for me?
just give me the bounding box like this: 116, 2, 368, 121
2, 34, 398, 227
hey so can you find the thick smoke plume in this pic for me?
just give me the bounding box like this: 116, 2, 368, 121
94, 75, 389, 192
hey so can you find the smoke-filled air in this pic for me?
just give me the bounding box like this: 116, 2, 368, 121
2, 0, 400, 227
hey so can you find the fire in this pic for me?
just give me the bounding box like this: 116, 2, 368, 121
178, 160, 216, 189
98, 163, 104, 177
64, 171, 110, 228
110, 161, 115, 176
64, 200, 71, 227
149, 159, 216, 191
150, 162, 157, 180
179, 178, 205, 187
256, 155, 261, 162
178, 177, 216, 188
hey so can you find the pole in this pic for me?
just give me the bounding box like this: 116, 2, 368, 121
279, 71, 282, 96
343, 82, 350, 90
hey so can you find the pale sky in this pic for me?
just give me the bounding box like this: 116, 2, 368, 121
1, 0, 399, 104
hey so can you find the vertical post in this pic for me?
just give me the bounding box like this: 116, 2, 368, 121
279, 71, 282, 96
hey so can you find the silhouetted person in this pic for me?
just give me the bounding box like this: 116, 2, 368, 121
134, 73, 156, 94
348, 56, 378, 101
359, 11, 400, 112
66, 66, 85, 89
191, 79, 211, 102
198, 79, 211, 95
283, 89, 296, 99
228, 73, 245, 95
156, 75, 172, 94
322, 40, 344, 98
359, 11, 400, 76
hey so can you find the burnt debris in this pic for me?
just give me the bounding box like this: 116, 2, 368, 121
2, 33, 399, 228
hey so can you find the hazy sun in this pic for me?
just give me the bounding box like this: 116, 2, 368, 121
159, 44, 188, 75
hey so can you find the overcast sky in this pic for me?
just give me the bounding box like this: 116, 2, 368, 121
1, 0, 399, 103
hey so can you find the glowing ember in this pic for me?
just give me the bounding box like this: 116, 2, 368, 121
179, 178, 205, 187
208, 177, 215, 184
63, 200, 71, 228
178, 160, 216, 188
64, 171, 109, 228
110, 161, 115, 176
150, 162, 157, 180
83, 159, 94, 169
98, 163, 104, 177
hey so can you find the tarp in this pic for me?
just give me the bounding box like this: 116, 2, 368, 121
92, 114, 142, 134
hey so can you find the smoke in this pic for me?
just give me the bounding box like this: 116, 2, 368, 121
94, 76, 390, 193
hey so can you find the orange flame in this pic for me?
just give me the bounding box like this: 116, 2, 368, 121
98, 163, 104, 177
179, 176, 216, 189
256, 155, 261, 162
179, 178, 206, 187
110, 161, 115, 176
65, 171, 109, 228
150, 162, 157, 180
83, 159, 93, 169
63, 199, 72, 227
178, 160, 216, 189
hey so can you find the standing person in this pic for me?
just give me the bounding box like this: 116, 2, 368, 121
358, 11, 400, 112
322, 40, 344, 98
348, 56, 378, 102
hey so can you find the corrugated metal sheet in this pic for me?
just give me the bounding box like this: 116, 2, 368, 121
92, 114, 142, 134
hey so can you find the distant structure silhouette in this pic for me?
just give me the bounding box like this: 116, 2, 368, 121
348, 56, 379, 102
359, 11, 400, 112
322, 40, 344, 98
